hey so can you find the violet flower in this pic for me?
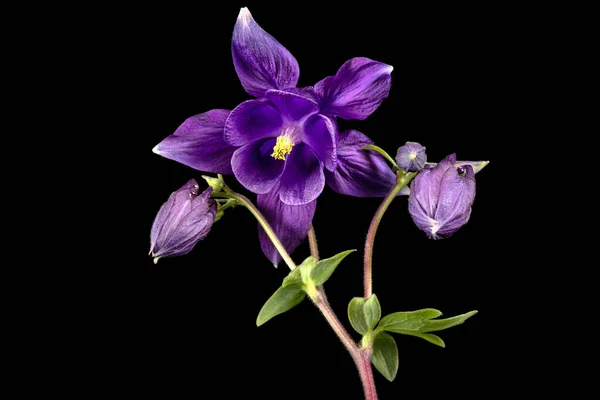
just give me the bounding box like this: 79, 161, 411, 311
153, 8, 395, 265
408, 154, 476, 239
150, 180, 216, 263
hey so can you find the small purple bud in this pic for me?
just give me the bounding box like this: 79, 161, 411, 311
408, 154, 476, 239
395, 142, 427, 172
150, 179, 217, 263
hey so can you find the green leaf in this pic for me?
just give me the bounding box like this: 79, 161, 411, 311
310, 250, 356, 286
421, 310, 478, 332
371, 332, 399, 381
348, 295, 381, 335
397, 331, 445, 347
377, 309, 477, 347
256, 284, 306, 327
282, 256, 316, 287
378, 308, 442, 332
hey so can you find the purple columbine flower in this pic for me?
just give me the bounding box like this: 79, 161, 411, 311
408, 154, 476, 239
153, 8, 395, 265
150, 180, 216, 263
395, 142, 427, 172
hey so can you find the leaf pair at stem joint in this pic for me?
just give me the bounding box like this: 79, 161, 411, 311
256, 250, 356, 326
348, 295, 477, 381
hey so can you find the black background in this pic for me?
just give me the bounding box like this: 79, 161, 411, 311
117, 2, 516, 399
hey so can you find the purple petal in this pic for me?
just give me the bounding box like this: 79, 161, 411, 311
231, 138, 286, 194
150, 182, 216, 260
153, 110, 235, 174
279, 143, 325, 205
265, 89, 319, 122
433, 165, 476, 237
314, 57, 393, 120
303, 114, 337, 171
158, 199, 216, 258
151, 180, 199, 254
224, 99, 283, 147
454, 160, 489, 174
325, 130, 406, 197
424, 160, 489, 174
408, 191, 435, 235
285, 86, 319, 103
257, 184, 316, 266
232, 8, 300, 98
410, 154, 456, 217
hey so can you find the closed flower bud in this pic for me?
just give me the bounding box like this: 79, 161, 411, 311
408, 154, 475, 239
150, 180, 217, 263
395, 142, 427, 172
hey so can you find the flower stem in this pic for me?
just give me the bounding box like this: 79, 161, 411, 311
312, 288, 378, 400
308, 224, 319, 261
364, 172, 416, 298
217, 189, 297, 270
308, 225, 379, 400
221, 193, 379, 399
313, 287, 357, 356
357, 349, 378, 400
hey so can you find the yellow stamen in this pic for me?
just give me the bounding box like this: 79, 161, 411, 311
409, 151, 417, 160
271, 136, 294, 160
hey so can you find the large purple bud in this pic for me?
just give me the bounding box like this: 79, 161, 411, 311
408, 154, 476, 239
150, 180, 217, 263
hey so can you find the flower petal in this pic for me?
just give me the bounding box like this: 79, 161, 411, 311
434, 165, 476, 237
151, 180, 199, 255
224, 100, 283, 147
454, 160, 489, 174
303, 114, 337, 171
278, 144, 325, 205
150, 183, 216, 260
408, 190, 436, 236
325, 130, 406, 197
231, 138, 286, 194
257, 183, 316, 266
284, 86, 319, 103
232, 8, 300, 98
265, 89, 319, 122
158, 198, 216, 258
410, 154, 456, 217
424, 160, 489, 174
153, 110, 235, 174
314, 57, 393, 120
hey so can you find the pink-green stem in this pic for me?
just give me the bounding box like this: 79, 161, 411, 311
363, 172, 415, 298
357, 348, 378, 400
222, 193, 380, 400
309, 225, 379, 400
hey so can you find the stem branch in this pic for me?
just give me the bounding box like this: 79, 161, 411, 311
215, 189, 296, 270
221, 191, 379, 399
364, 172, 415, 298
308, 224, 319, 261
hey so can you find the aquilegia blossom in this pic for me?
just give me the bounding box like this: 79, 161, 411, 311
408, 154, 476, 239
150, 180, 216, 263
153, 8, 395, 265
